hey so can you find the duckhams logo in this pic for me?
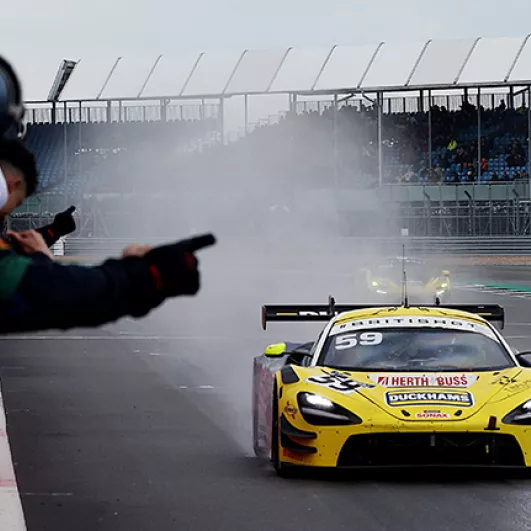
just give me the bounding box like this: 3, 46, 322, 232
385, 390, 474, 407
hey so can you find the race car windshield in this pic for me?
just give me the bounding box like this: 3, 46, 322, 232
319, 328, 514, 372
375, 263, 434, 284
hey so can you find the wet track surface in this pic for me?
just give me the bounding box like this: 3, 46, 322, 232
4, 263, 531, 530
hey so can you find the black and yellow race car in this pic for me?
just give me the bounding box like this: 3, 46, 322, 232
252, 298, 531, 477
361, 257, 450, 303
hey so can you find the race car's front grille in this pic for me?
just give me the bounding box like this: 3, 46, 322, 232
337, 433, 525, 467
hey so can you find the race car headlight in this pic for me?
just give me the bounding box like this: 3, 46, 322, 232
502, 399, 531, 425
297, 392, 362, 426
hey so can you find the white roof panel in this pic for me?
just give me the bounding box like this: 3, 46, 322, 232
361, 40, 426, 89
409, 38, 477, 87
7, 53, 65, 101
508, 35, 531, 83
313, 44, 382, 91
268, 46, 333, 93
99, 55, 160, 99
60, 56, 118, 101
140, 52, 202, 98
458, 36, 527, 84
182, 50, 243, 96
225, 48, 288, 94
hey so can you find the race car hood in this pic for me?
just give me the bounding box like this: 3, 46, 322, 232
296, 366, 525, 422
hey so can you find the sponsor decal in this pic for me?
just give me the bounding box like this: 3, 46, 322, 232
298, 311, 330, 317
282, 448, 311, 462
306, 370, 375, 395
330, 316, 498, 341
370, 373, 478, 388
505, 380, 531, 393
491, 375, 517, 386
385, 390, 474, 407
415, 410, 451, 419
284, 401, 298, 420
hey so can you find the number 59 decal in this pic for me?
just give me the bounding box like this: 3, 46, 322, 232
306, 370, 375, 394
335, 332, 383, 350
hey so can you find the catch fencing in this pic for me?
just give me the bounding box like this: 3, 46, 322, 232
61, 236, 531, 259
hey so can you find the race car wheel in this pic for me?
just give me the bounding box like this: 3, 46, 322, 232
271, 385, 296, 478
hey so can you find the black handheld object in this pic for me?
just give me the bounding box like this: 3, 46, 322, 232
178, 233, 216, 253
0, 56, 25, 140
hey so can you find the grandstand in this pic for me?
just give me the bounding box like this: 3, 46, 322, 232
11, 34, 531, 237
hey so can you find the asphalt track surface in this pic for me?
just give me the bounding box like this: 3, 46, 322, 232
4, 264, 531, 530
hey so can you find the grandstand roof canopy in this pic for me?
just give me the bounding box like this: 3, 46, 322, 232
24, 34, 531, 102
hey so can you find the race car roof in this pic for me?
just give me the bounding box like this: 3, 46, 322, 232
332, 306, 488, 326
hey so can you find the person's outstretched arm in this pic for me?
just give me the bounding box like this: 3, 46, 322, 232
0, 233, 215, 333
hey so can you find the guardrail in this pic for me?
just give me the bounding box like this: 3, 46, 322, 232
61, 237, 531, 258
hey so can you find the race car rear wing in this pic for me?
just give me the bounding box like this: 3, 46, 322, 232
261, 297, 505, 330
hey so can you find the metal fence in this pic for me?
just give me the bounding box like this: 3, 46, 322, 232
396, 201, 531, 237
60, 236, 531, 258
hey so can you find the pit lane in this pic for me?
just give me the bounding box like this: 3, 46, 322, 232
3, 263, 531, 530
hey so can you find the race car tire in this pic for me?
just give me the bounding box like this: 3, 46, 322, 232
271, 384, 297, 478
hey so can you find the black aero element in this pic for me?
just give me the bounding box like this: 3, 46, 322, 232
280, 431, 317, 454
337, 433, 524, 467
281, 366, 299, 385
260, 301, 505, 329
279, 414, 316, 440
503, 403, 531, 425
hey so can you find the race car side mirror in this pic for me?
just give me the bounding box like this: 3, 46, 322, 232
516, 352, 531, 367
264, 343, 288, 357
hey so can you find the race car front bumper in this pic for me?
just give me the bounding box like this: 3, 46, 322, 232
279, 414, 531, 468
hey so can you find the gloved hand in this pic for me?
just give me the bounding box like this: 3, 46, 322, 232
37, 206, 76, 247
51, 205, 76, 237
143, 233, 216, 297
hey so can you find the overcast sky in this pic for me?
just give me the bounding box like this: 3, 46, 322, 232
2, 0, 531, 99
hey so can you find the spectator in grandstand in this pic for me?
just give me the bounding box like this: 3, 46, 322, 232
517, 169, 529, 181
0, 139, 215, 334
490, 170, 500, 182
507, 140, 526, 168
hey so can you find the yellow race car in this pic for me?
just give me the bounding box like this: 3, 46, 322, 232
253, 299, 531, 476
361, 257, 450, 303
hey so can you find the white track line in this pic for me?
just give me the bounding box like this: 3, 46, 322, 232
0, 381, 26, 530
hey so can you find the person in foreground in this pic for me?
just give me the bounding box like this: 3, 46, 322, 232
0, 139, 216, 334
